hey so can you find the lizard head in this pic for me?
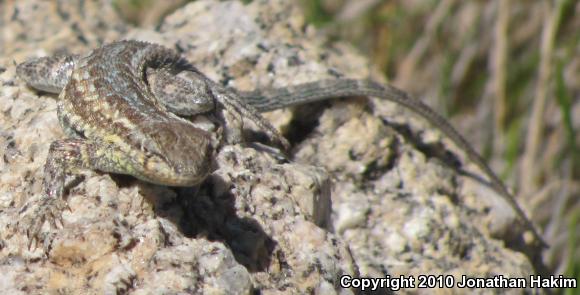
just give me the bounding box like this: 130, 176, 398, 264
16, 55, 78, 94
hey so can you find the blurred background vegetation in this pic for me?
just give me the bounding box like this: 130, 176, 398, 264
296, 1, 579, 287
114, 0, 578, 289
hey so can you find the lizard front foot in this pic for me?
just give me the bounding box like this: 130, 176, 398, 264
16, 195, 68, 249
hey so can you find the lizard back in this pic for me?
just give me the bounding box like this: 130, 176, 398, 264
57, 41, 213, 185
59, 41, 201, 156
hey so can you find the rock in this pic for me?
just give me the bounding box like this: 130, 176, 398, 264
0, 0, 540, 294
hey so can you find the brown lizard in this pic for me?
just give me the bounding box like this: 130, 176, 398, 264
15, 40, 546, 248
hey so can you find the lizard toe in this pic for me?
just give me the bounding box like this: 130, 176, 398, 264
17, 196, 66, 250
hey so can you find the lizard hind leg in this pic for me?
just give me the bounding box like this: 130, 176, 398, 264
207, 81, 290, 151
146, 68, 215, 117
147, 64, 289, 150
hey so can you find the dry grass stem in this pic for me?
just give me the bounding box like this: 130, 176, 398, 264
395, 0, 455, 88
520, 0, 565, 197
492, 0, 509, 135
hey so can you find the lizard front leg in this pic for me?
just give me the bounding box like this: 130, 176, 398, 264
18, 138, 87, 247
18, 124, 214, 247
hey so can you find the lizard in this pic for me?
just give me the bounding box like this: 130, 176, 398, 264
14, 40, 546, 249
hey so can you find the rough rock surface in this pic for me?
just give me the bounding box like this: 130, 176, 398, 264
0, 0, 540, 294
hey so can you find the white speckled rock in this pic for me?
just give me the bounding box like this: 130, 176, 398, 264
0, 0, 541, 294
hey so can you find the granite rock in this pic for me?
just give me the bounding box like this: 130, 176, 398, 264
0, 0, 540, 294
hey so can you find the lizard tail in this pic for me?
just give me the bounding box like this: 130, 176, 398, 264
241, 78, 547, 248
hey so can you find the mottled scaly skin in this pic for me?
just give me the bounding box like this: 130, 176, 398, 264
59, 43, 213, 185
15, 40, 287, 246
15, 40, 546, 249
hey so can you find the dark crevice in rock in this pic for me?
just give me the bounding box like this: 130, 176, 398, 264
382, 118, 463, 172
